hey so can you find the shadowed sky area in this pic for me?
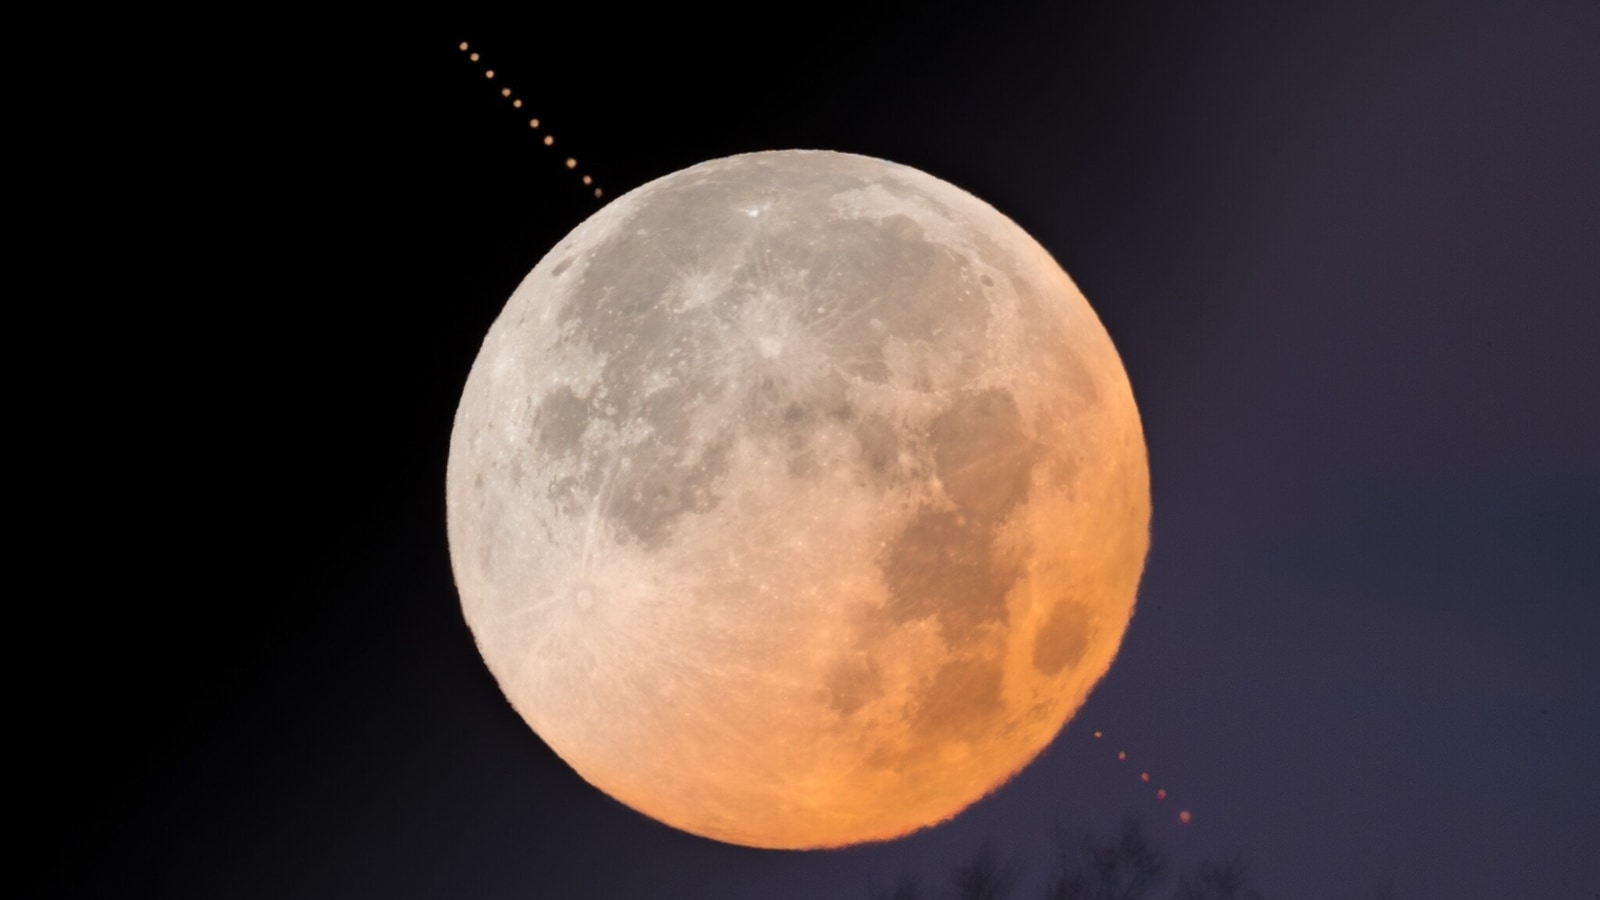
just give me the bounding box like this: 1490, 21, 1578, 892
34, 2, 1597, 898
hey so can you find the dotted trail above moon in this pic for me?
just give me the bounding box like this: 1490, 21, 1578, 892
447, 150, 1149, 848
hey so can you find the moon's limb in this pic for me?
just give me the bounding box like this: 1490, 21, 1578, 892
447, 150, 1149, 848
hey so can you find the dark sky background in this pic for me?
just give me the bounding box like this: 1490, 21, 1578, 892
36, 2, 1598, 898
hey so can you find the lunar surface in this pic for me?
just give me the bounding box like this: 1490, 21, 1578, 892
446, 150, 1149, 849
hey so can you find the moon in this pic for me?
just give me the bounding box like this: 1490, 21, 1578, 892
446, 150, 1149, 849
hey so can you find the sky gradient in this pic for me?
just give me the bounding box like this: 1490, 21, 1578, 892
35, 2, 1598, 898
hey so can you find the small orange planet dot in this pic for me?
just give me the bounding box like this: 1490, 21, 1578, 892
566, 158, 577, 169
1156, 788, 1167, 800
513, 99, 522, 108
459, 42, 469, 51
469, 52, 480, 61
529, 118, 540, 128
593, 187, 602, 198
1117, 751, 1127, 761
1093, 731, 1103, 739
501, 88, 511, 97
485, 70, 495, 79
544, 135, 554, 146
582, 175, 593, 185
1140, 772, 1150, 782
1179, 810, 1193, 824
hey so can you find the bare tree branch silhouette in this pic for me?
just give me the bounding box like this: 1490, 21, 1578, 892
952, 842, 1015, 900
1170, 857, 1264, 900
869, 873, 922, 900
860, 816, 1282, 900
1043, 818, 1167, 900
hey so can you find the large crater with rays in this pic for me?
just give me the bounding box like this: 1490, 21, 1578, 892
446, 150, 1150, 849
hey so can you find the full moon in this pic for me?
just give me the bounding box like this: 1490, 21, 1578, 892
446, 150, 1149, 849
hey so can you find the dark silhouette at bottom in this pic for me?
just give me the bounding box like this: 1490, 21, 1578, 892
871, 817, 1274, 900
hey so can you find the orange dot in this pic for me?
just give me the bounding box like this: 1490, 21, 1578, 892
543, 135, 554, 146
582, 175, 592, 185
594, 187, 603, 198
469, 52, 480, 62
1178, 810, 1193, 824
1156, 788, 1167, 800
458, 42, 469, 51
565, 157, 577, 169
1140, 772, 1150, 782
512, 99, 522, 108
528, 118, 540, 128
501, 88, 511, 97
1093, 731, 1103, 739
485, 70, 495, 79
1117, 751, 1127, 761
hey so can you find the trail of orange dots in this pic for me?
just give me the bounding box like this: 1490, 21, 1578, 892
458, 41, 603, 200
1091, 728, 1194, 826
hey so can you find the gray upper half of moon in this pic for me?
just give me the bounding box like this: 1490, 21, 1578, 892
445, 151, 1150, 847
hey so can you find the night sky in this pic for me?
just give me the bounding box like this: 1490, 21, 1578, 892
37, 2, 1598, 897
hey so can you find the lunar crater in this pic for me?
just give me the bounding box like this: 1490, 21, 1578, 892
447, 150, 1149, 850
